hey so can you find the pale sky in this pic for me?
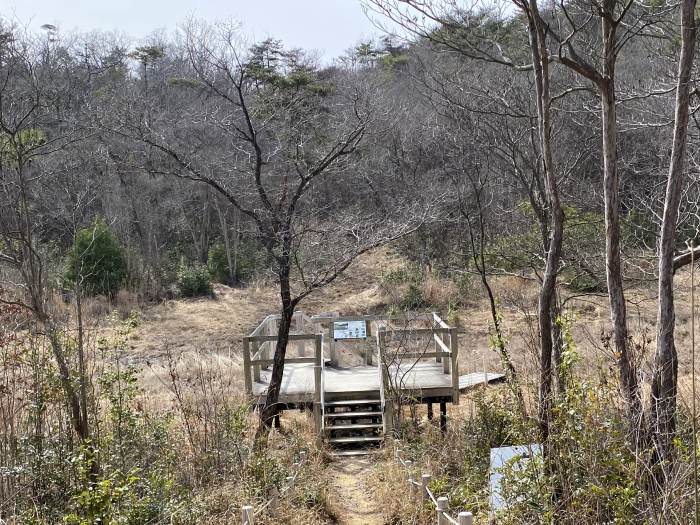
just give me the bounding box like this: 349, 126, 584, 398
3, 0, 390, 61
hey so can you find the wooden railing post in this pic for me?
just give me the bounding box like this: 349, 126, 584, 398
458, 511, 473, 525
242, 337, 253, 396
252, 341, 261, 382
241, 505, 254, 525
327, 322, 337, 366
314, 335, 322, 404
442, 339, 450, 374
384, 398, 394, 436
314, 401, 322, 439
422, 474, 431, 501
450, 328, 459, 404
436, 497, 448, 525
263, 319, 273, 368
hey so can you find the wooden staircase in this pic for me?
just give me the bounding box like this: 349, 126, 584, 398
323, 398, 384, 457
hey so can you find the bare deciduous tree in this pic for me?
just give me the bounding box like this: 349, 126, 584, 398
102, 22, 429, 441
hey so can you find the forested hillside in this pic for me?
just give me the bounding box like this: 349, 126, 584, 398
2, 0, 700, 522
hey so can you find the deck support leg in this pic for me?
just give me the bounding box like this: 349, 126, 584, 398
439, 401, 447, 433
384, 399, 394, 437
274, 413, 281, 429
427, 402, 433, 421
313, 402, 322, 446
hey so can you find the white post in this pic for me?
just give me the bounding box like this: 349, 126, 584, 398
436, 497, 449, 525
406, 460, 414, 495
422, 474, 432, 501
458, 511, 473, 525
241, 505, 254, 525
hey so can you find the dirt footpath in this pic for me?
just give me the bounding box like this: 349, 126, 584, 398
326, 458, 383, 525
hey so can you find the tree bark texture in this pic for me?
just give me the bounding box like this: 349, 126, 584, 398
651, 0, 697, 469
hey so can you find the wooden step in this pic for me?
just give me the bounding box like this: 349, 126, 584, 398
328, 449, 376, 458
329, 435, 383, 444
324, 399, 380, 407
325, 423, 383, 432
324, 410, 381, 419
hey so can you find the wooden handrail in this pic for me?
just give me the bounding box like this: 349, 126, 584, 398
385, 327, 453, 336
395, 446, 473, 525
310, 312, 433, 323
242, 450, 308, 524
247, 333, 319, 342
250, 314, 278, 337
432, 312, 450, 329
433, 332, 451, 354
385, 351, 450, 360
251, 357, 316, 366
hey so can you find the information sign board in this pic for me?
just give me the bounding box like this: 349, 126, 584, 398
333, 320, 367, 340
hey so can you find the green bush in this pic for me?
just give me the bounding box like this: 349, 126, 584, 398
176, 260, 213, 297
380, 263, 424, 287
207, 240, 264, 285
65, 218, 128, 296
207, 243, 231, 284
381, 263, 429, 309
401, 283, 426, 309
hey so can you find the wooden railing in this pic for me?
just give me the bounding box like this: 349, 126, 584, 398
243, 311, 460, 437
395, 445, 474, 525
378, 313, 460, 403
242, 313, 324, 434
240, 451, 307, 525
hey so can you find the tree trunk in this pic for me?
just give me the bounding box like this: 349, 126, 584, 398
215, 201, 238, 286
464, 179, 526, 417
650, 0, 697, 472
551, 302, 565, 394
199, 189, 211, 264
255, 263, 296, 443
599, 15, 643, 437
75, 284, 90, 445
526, 1, 565, 445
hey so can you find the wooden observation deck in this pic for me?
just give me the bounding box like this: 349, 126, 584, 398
242, 312, 464, 452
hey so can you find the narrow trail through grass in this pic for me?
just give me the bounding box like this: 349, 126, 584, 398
327, 458, 383, 525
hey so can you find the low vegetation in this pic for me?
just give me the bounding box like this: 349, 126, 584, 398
2, 0, 700, 522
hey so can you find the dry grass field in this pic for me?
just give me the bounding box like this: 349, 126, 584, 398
121, 246, 699, 410
111, 247, 700, 524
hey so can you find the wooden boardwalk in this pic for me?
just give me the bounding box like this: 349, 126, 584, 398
243, 312, 474, 443
253, 361, 456, 402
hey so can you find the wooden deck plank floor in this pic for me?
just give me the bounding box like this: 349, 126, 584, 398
252, 361, 453, 399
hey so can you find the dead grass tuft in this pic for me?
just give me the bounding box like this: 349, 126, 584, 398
422, 272, 460, 307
